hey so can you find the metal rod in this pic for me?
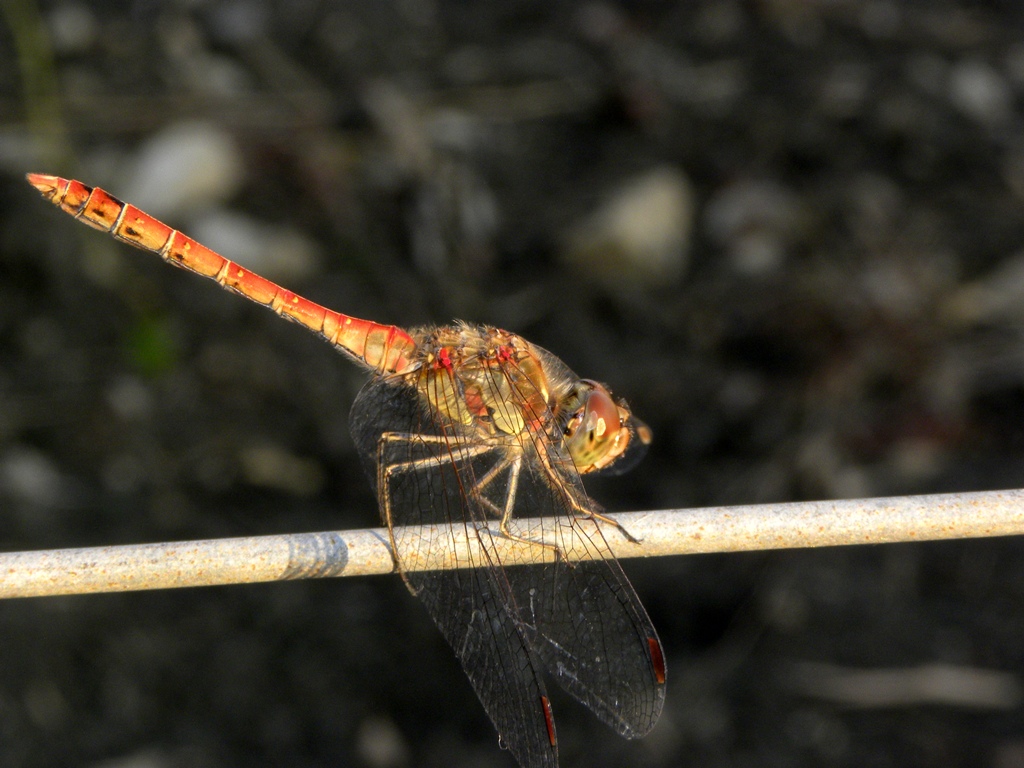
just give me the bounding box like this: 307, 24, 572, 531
2, 488, 1023, 599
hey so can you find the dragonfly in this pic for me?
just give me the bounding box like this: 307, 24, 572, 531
27, 173, 667, 768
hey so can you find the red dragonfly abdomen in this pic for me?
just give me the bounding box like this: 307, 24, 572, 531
27, 174, 418, 376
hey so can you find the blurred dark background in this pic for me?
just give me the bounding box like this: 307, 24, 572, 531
4, 1, 1024, 766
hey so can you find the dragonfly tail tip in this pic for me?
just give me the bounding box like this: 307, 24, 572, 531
26, 173, 59, 196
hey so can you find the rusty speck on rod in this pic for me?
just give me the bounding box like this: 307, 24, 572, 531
2, 489, 1024, 599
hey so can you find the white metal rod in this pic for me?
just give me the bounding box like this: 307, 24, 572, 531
1, 488, 1022, 599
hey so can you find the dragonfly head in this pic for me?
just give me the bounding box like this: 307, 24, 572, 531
563, 379, 652, 475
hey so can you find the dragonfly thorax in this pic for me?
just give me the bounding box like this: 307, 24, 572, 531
414, 325, 554, 440
410, 324, 650, 476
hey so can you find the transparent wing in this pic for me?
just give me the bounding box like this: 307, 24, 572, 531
350, 368, 665, 766
492, 354, 666, 738
351, 379, 558, 768
507, 523, 665, 738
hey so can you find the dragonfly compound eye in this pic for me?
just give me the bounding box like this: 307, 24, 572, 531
564, 381, 627, 472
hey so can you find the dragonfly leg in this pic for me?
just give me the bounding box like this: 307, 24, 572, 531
582, 509, 642, 544
378, 432, 495, 473
533, 437, 644, 544
375, 432, 498, 592
430, 449, 561, 560
555, 485, 643, 543
492, 455, 564, 562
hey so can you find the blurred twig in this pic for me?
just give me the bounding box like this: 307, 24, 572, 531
2, 489, 1023, 599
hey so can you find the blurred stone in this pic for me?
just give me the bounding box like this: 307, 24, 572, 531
563, 166, 693, 289
192, 54, 255, 97
47, 3, 97, 54
105, 376, 154, 422
0, 446, 64, 509
948, 59, 1012, 125
705, 178, 803, 275
829, 465, 872, 500
943, 251, 1024, 325
719, 371, 764, 417
187, 209, 321, 284
795, 432, 871, 499
206, 0, 272, 44
158, 13, 254, 96
889, 437, 946, 484
23, 679, 70, 730
761, 585, 809, 632
120, 122, 245, 220
426, 108, 483, 153
791, 663, 1022, 709
239, 443, 324, 497
363, 80, 432, 176
860, 252, 957, 321
355, 715, 410, 768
